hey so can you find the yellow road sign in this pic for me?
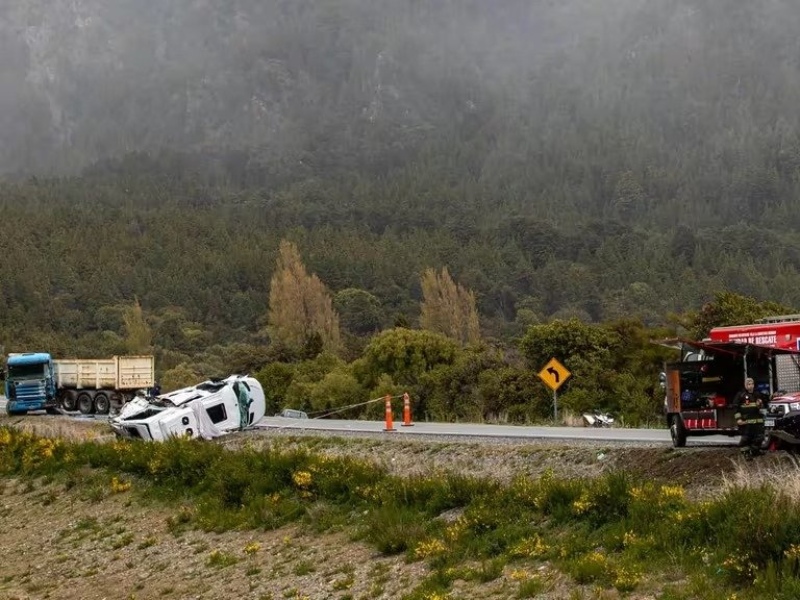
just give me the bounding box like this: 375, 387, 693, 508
538, 357, 571, 392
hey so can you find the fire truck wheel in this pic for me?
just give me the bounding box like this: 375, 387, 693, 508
670, 416, 687, 448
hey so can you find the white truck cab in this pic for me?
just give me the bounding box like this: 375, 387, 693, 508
110, 375, 265, 441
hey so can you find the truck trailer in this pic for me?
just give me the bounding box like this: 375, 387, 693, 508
4, 353, 155, 416
662, 339, 800, 447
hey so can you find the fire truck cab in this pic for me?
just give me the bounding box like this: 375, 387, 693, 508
662, 338, 800, 447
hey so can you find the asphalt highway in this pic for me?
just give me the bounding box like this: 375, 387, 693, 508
0, 396, 738, 446
255, 416, 738, 445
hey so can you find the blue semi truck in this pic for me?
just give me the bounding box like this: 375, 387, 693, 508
4, 353, 155, 416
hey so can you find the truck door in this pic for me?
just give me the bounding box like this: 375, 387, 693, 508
664, 364, 681, 414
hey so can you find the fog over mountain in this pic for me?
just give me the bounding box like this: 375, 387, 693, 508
3, 0, 800, 353
3, 0, 800, 203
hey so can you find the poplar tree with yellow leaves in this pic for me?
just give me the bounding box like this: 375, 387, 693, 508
123, 297, 152, 354
268, 240, 341, 354
420, 267, 480, 345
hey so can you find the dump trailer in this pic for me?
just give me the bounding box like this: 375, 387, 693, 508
4, 353, 155, 416
661, 339, 800, 447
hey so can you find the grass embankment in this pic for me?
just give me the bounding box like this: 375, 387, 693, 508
1, 427, 800, 599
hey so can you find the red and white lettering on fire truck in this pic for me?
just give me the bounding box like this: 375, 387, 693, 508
709, 316, 800, 351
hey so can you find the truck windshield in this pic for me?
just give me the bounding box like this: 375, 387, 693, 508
8, 364, 46, 380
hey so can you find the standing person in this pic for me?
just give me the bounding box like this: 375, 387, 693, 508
733, 377, 766, 458
233, 381, 253, 430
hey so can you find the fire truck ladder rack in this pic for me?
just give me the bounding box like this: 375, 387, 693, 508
756, 314, 800, 324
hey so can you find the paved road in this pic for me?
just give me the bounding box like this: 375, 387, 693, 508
0, 396, 736, 446
256, 416, 738, 445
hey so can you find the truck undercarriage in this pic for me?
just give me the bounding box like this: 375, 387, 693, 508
109, 375, 266, 441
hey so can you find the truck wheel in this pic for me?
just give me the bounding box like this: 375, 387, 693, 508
670, 416, 687, 448
94, 393, 110, 415
61, 393, 77, 412
77, 393, 94, 415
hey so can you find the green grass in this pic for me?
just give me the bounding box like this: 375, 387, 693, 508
291, 560, 314, 576
206, 550, 238, 568
3, 426, 800, 598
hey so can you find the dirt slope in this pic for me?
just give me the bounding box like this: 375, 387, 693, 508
0, 415, 794, 600
227, 429, 790, 499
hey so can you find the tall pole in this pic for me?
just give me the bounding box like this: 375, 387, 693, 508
553, 390, 558, 422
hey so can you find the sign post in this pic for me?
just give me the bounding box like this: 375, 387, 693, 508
537, 357, 572, 422
553, 389, 558, 421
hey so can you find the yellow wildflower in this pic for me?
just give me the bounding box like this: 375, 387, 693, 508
292, 470, 312, 488
243, 541, 261, 555
110, 477, 132, 494
413, 538, 447, 560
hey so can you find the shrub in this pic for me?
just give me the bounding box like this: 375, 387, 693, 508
532, 470, 584, 522
359, 505, 428, 555
701, 486, 800, 578
9, 426, 800, 598
206, 549, 238, 568
567, 551, 612, 585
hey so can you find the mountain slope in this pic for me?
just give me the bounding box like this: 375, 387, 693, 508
3, 0, 800, 229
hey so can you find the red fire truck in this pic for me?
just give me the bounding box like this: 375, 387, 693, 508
662, 337, 800, 447
709, 314, 800, 351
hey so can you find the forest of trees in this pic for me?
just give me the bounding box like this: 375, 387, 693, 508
1, 0, 800, 423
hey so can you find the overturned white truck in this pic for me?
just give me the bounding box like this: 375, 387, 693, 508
110, 375, 265, 441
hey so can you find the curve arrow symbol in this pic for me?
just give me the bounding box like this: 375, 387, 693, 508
546, 367, 560, 383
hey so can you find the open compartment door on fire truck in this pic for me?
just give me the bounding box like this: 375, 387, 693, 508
658, 339, 800, 448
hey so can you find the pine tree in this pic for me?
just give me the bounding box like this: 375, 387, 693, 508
420, 267, 480, 345
268, 240, 341, 354
123, 297, 152, 354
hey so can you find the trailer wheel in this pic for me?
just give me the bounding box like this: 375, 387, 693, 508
94, 393, 110, 415
77, 393, 94, 415
61, 393, 77, 412
670, 416, 687, 448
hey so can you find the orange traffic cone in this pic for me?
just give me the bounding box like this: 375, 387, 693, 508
402, 392, 413, 427
383, 394, 396, 432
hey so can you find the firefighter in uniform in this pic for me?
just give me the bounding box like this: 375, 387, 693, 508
733, 377, 765, 458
